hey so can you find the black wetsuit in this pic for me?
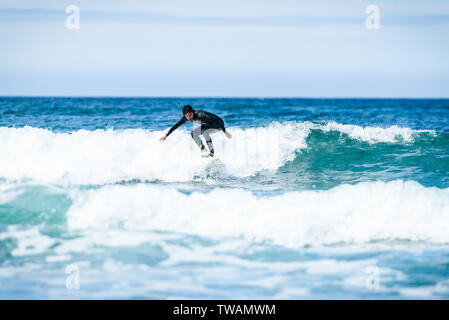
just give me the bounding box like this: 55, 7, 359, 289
166, 110, 226, 156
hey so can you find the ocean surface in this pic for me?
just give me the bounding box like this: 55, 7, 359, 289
1, 97, 449, 299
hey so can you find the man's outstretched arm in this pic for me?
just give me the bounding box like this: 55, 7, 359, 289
160, 117, 186, 141
217, 116, 232, 139
201, 111, 231, 139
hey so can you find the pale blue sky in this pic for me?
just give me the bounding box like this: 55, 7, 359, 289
1, 0, 448, 97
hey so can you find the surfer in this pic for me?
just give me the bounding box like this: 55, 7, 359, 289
160, 105, 232, 157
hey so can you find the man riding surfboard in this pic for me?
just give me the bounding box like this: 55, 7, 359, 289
160, 105, 232, 157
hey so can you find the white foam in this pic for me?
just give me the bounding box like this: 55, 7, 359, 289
314, 121, 434, 143
0, 123, 433, 185
67, 180, 449, 247
0, 183, 24, 204
0, 124, 307, 184
45, 255, 72, 263
0, 226, 57, 256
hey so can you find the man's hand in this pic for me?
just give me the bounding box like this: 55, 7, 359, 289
225, 130, 232, 139
160, 135, 167, 141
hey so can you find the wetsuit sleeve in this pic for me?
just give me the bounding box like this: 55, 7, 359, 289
218, 117, 226, 133
211, 113, 226, 133
166, 117, 186, 137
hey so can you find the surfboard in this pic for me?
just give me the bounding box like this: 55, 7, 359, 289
203, 158, 225, 175
208, 158, 222, 164
189, 143, 219, 160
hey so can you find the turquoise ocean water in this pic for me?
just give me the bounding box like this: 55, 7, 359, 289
0, 97, 449, 299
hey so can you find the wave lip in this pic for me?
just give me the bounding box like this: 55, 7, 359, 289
313, 121, 435, 143
0, 123, 440, 185
66, 180, 449, 247
0, 123, 307, 184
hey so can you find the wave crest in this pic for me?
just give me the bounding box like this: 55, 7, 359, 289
0, 123, 437, 184
66, 180, 449, 247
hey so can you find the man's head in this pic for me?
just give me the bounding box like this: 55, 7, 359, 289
183, 105, 194, 121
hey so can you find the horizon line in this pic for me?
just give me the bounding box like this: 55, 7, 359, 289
1, 95, 448, 99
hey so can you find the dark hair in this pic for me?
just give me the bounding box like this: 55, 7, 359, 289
182, 105, 194, 115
